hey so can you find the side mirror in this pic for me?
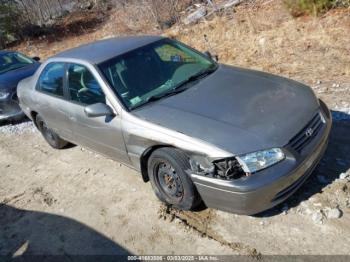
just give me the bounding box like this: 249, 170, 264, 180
32, 56, 41, 62
84, 103, 115, 118
203, 51, 218, 62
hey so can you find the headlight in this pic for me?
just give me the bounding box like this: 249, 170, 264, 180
0, 90, 10, 100
236, 148, 285, 174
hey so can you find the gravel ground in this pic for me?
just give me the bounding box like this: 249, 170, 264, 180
0, 120, 36, 135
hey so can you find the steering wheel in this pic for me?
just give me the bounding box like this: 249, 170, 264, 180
172, 64, 202, 83
77, 88, 99, 104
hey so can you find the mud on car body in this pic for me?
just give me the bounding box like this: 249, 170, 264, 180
17, 36, 331, 214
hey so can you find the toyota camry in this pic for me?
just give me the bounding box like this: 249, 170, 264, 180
17, 36, 331, 214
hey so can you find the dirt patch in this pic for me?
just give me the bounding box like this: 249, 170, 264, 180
32, 187, 57, 207
158, 204, 261, 258
0, 132, 235, 255
0, 119, 349, 255
1, 192, 26, 206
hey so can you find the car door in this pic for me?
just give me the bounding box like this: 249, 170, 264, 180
35, 62, 74, 141
65, 62, 129, 163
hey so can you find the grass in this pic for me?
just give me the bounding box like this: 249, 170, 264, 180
284, 0, 350, 16
165, 0, 350, 84
12, 0, 350, 86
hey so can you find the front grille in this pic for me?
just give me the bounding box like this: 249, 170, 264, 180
272, 145, 322, 202
288, 112, 323, 153
272, 171, 309, 201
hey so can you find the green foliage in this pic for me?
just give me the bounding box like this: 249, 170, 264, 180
284, 0, 350, 16
0, 2, 20, 47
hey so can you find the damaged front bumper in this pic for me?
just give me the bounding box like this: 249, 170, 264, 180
190, 104, 332, 215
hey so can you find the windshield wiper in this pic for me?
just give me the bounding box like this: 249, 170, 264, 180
146, 88, 185, 103
131, 85, 187, 110
172, 66, 217, 91
131, 66, 217, 110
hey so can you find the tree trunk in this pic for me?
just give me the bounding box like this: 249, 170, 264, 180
18, 0, 32, 23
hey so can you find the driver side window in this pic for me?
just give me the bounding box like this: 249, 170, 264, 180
67, 63, 106, 105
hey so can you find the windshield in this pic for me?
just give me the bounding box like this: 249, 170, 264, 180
98, 39, 217, 110
0, 52, 34, 74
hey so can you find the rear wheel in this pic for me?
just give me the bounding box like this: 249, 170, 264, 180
148, 148, 201, 210
36, 114, 68, 149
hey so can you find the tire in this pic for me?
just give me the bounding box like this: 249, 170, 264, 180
147, 147, 201, 210
35, 114, 68, 149
9, 112, 26, 123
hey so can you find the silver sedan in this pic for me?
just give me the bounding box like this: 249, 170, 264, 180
18, 36, 331, 214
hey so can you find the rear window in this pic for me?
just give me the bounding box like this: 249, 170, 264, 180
36, 63, 65, 97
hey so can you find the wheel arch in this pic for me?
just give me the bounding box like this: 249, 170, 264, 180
30, 111, 38, 127
140, 144, 187, 183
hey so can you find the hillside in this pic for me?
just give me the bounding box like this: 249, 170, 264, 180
12, 0, 350, 111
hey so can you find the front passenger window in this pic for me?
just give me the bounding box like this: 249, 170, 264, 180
67, 64, 106, 105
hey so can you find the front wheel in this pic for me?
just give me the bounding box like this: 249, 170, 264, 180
147, 148, 201, 210
36, 114, 68, 149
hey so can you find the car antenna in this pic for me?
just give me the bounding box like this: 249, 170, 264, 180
203, 34, 219, 61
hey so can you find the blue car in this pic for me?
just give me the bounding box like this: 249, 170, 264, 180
0, 51, 40, 121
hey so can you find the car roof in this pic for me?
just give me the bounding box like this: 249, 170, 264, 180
54, 35, 164, 64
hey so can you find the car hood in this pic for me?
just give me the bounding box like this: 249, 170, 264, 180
0, 63, 40, 91
132, 65, 319, 155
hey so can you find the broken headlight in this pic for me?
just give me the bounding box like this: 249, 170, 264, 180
213, 158, 247, 180
190, 149, 284, 180
190, 155, 247, 180
236, 148, 285, 174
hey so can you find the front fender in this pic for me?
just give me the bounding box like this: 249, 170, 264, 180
121, 111, 233, 171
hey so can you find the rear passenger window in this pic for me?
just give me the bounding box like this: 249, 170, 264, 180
67, 64, 106, 105
37, 63, 65, 96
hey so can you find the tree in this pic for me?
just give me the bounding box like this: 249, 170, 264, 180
0, 1, 21, 48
